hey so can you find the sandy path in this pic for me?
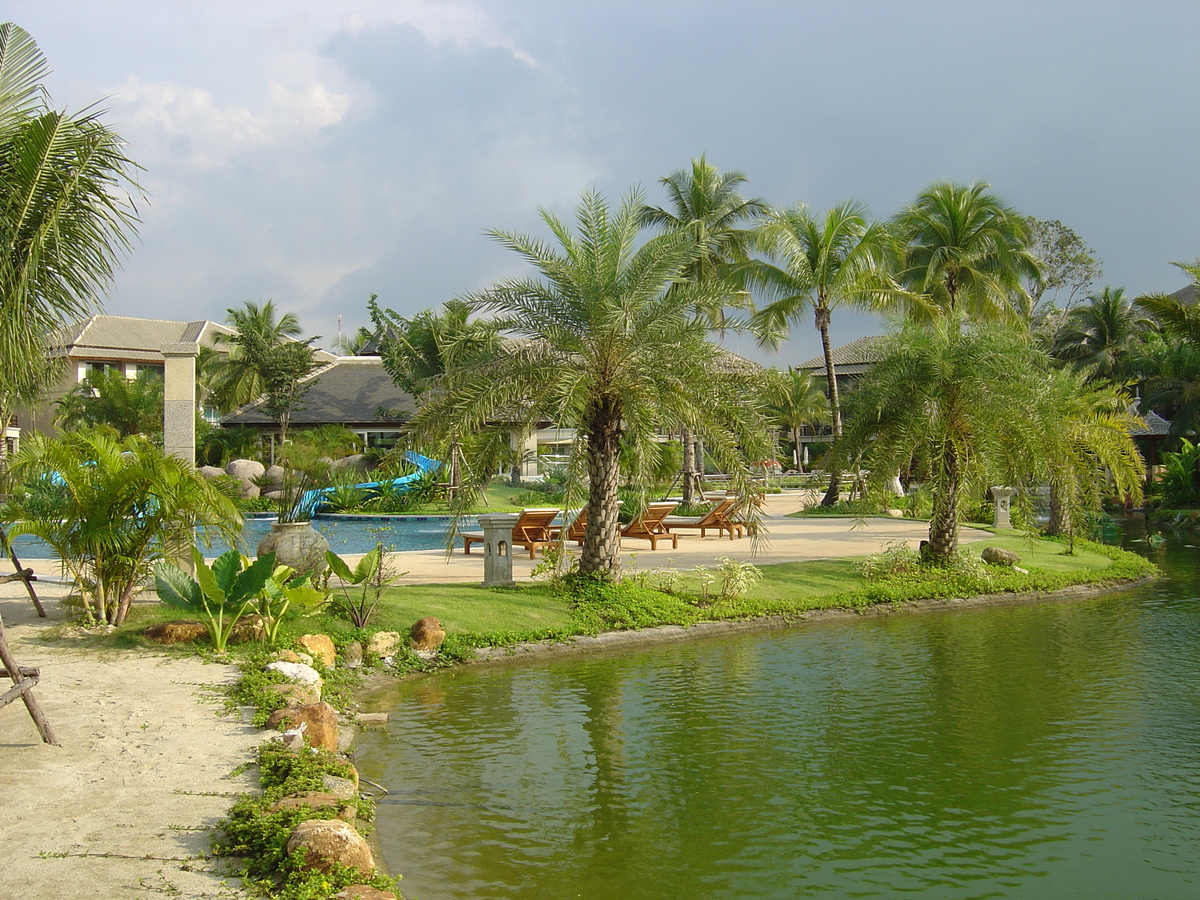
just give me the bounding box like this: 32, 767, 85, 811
0, 583, 259, 900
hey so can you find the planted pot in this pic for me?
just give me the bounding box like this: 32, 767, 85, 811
257, 520, 329, 579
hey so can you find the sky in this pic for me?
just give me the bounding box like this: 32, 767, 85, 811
4, 0, 1200, 365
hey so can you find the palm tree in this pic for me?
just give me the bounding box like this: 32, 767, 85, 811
369, 296, 500, 402
641, 156, 766, 502
1136, 267, 1200, 435
1039, 367, 1144, 546
893, 181, 1039, 322
207, 300, 304, 413
6, 431, 241, 624
0, 23, 141, 467
747, 201, 897, 505
761, 368, 828, 471
415, 189, 773, 579
54, 368, 164, 438
840, 319, 1141, 562
1052, 287, 1155, 383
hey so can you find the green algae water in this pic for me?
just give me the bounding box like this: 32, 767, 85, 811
356, 529, 1200, 899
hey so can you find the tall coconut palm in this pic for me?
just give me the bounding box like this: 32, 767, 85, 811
747, 201, 898, 505
415, 189, 773, 579
641, 156, 766, 501
893, 181, 1039, 322
841, 319, 1141, 562
761, 368, 828, 471
207, 300, 304, 413
0, 23, 141, 467
1052, 286, 1156, 383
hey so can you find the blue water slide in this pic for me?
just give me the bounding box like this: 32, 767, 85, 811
293, 450, 442, 518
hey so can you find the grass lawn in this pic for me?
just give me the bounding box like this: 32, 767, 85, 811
101, 528, 1152, 661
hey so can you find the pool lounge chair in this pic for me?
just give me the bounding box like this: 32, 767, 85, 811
620, 501, 679, 550
663, 495, 744, 540
461, 507, 561, 559
551, 507, 588, 545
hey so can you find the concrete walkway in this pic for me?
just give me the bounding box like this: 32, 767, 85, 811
7, 492, 991, 587
369, 491, 990, 585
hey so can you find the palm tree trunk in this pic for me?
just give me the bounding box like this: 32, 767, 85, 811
817, 310, 842, 507
581, 398, 623, 580
926, 448, 960, 561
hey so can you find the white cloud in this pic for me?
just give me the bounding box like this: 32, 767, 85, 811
109, 52, 355, 170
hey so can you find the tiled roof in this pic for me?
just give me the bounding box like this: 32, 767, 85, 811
222, 356, 417, 427
50, 315, 234, 359
1129, 407, 1172, 436
796, 335, 888, 372
1169, 284, 1197, 305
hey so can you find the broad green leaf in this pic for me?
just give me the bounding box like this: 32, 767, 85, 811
210, 549, 244, 596
282, 583, 326, 609
325, 549, 355, 583
352, 545, 381, 583
154, 560, 202, 610
228, 552, 276, 604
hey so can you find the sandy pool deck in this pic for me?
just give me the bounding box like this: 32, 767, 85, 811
0, 493, 984, 899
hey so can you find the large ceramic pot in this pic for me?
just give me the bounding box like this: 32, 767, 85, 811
257, 521, 330, 579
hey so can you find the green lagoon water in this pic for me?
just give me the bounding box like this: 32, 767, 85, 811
356, 528, 1200, 899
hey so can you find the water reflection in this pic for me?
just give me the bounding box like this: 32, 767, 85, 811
358, 534, 1200, 900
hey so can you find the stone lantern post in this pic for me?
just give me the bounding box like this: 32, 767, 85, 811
476, 513, 518, 587
990, 486, 1016, 529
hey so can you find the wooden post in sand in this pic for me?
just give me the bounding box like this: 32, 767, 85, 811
0, 524, 45, 617
0, 612, 58, 745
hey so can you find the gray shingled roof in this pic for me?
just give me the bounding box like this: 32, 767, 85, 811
50, 315, 234, 361
1129, 407, 1172, 437
796, 335, 888, 375
222, 356, 416, 427
1169, 284, 1197, 305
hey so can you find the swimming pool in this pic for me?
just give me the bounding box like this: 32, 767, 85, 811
5, 514, 477, 560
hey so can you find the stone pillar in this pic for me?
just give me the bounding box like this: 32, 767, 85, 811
476, 513, 518, 587
990, 486, 1015, 529
162, 342, 200, 464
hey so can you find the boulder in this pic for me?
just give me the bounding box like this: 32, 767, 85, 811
143, 620, 208, 644
410, 617, 446, 652
198, 465, 225, 480
237, 480, 261, 499
330, 454, 369, 472
341, 641, 364, 669
286, 819, 374, 877
265, 681, 321, 707
298, 633, 337, 668
230, 613, 267, 644
226, 458, 266, 481
267, 730, 307, 752
271, 792, 357, 823
264, 465, 287, 490
322, 774, 358, 798
335, 887, 397, 900
356, 712, 389, 726
265, 702, 339, 751
275, 649, 314, 666
335, 887, 399, 900
265, 661, 323, 686
981, 546, 1021, 567
366, 631, 401, 657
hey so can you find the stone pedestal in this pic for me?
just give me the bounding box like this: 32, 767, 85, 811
162, 341, 199, 464
476, 513, 518, 587
990, 486, 1016, 529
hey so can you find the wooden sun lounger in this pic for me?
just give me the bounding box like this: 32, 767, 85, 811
621, 501, 679, 550
663, 495, 744, 540
462, 507, 561, 559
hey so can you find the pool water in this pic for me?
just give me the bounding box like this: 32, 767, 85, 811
6, 514, 475, 560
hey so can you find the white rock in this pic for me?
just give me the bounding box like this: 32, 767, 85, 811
266, 661, 323, 685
